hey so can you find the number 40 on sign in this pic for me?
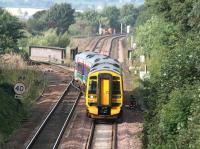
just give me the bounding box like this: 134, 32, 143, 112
14, 83, 26, 95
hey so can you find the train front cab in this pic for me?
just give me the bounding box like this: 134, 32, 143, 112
86, 70, 123, 119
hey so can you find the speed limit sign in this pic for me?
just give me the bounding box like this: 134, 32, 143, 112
14, 83, 26, 95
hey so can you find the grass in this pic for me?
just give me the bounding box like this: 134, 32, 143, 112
0, 53, 46, 145
124, 35, 146, 110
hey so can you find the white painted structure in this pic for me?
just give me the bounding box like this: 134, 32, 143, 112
140, 55, 145, 63
127, 25, 130, 34
29, 46, 65, 64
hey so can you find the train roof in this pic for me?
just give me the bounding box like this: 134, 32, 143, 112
91, 57, 120, 68
75, 51, 111, 66
75, 51, 96, 61
90, 63, 122, 75
86, 54, 107, 65
75, 51, 122, 74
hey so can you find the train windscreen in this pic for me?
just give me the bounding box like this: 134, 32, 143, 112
112, 81, 120, 94
88, 81, 97, 94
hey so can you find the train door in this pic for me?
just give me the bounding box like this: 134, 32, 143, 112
98, 74, 112, 115
98, 74, 112, 106
100, 79, 110, 105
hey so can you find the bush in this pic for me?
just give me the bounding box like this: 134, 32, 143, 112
23, 29, 70, 50
135, 14, 200, 149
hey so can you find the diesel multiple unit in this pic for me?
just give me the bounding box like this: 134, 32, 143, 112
74, 51, 123, 119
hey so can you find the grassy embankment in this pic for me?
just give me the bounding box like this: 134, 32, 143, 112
0, 53, 46, 145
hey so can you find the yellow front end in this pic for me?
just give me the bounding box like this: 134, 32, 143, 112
86, 70, 123, 119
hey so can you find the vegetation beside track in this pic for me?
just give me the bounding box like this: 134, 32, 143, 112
0, 54, 46, 145
133, 1, 200, 148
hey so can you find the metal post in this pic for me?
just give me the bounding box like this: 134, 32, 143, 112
99, 23, 102, 35
131, 36, 133, 48
121, 23, 123, 34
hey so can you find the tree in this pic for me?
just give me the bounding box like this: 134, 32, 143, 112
68, 18, 95, 36
68, 10, 101, 35
135, 5, 152, 26
101, 6, 120, 31
99, 16, 110, 28
188, 0, 200, 33
120, 4, 139, 26
47, 3, 75, 34
0, 9, 24, 53
135, 1, 200, 148
27, 29, 70, 48
83, 10, 99, 26
146, 0, 194, 31
27, 10, 48, 33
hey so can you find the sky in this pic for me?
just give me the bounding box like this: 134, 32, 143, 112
0, 0, 144, 9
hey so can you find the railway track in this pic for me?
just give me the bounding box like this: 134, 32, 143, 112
93, 36, 111, 52
109, 35, 125, 56
52, 34, 125, 149
25, 81, 81, 149
84, 35, 124, 149
86, 121, 117, 149
85, 35, 108, 51
92, 35, 125, 56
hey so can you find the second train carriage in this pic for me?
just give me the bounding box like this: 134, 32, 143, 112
74, 51, 95, 83
74, 51, 124, 119
74, 51, 106, 84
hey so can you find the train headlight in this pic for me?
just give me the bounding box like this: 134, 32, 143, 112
88, 95, 97, 106
88, 95, 97, 98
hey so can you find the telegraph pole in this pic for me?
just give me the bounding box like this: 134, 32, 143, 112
120, 23, 123, 34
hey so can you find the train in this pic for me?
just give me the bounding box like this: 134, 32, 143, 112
74, 51, 123, 119
100, 28, 115, 35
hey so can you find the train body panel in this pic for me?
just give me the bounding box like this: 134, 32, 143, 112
86, 70, 123, 119
74, 51, 95, 83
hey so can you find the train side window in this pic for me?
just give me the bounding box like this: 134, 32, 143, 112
112, 81, 120, 94
86, 66, 90, 75
83, 65, 87, 75
78, 63, 82, 73
75, 63, 78, 70
88, 81, 97, 94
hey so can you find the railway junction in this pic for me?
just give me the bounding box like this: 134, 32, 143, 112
3, 35, 143, 149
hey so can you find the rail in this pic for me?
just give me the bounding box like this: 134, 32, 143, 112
109, 35, 126, 56
25, 80, 81, 149
85, 121, 117, 149
91, 35, 111, 51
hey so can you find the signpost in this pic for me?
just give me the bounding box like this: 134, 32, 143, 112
14, 82, 25, 100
